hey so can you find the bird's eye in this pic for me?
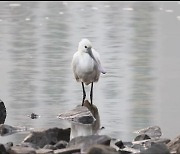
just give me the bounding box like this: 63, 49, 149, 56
85, 46, 87, 48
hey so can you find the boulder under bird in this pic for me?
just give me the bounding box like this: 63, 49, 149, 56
72, 39, 106, 106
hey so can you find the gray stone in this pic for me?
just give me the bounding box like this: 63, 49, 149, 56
167, 135, 180, 153
0, 124, 28, 136
4, 142, 13, 152
123, 142, 133, 147
140, 142, 170, 154
87, 144, 119, 154
68, 135, 111, 153
0, 144, 6, 154
134, 134, 151, 141
58, 102, 96, 125
9, 146, 36, 154
54, 147, 80, 154
54, 140, 68, 149
36, 149, 54, 154
152, 138, 170, 144
23, 127, 70, 148
134, 126, 162, 138
0, 100, 6, 124
115, 140, 125, 149
59, 100, 100, 140
43, 144, 56, 150
177, 145, 180, 154
18, 142, 39, 149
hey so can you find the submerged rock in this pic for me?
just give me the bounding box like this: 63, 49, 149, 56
23, 127, 70, 148
0, 124, 28, 136
0, 100, 6, 124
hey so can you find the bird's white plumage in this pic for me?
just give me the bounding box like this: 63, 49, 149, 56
72, 39, 105, 85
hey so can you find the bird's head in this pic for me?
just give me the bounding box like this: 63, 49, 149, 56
78, 39, 92, 53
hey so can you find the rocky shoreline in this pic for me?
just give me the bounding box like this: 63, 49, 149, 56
1, 100, 180, 154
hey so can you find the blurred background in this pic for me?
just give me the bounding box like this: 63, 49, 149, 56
0, 1, 180, 144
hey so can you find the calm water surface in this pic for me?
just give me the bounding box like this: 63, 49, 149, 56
0, 1, 180, 144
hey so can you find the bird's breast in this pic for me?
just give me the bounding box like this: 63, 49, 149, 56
78, 54, 96, 73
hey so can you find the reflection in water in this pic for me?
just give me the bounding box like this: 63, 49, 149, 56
0, 1, 179, 144
129, 2, 157, 130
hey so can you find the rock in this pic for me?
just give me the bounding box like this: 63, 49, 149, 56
36, 149, 54, 154
18, 142, 39, 149
120, 146, 140, 154
140, 142, 170, 154
0, 100, 6, 124
53, 147, 80, 154
9, 146, 36, 154
134, 126, 162, 138
43, 144, 56, 150
58, 101, 95, 125
58, 100, 100, 140
54, 140, 68, 149
152, 138, 170, 144
177, 145, 180, 154
167, 135, 180, 153
87, 144, 119, 154
0, 144, 6, 154
0, 124, 28, 136
115, 140, 125, 149
134, 134, 151, 141
132, 143, 146, 151
23, 127, 70, 148
122, 142, 133, 148
68, 135, 111, 153
4, 142, 13, 152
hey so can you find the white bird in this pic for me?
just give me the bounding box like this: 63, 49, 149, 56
72, 39, 106, 106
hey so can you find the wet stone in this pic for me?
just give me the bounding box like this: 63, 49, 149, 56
134, 126, 162, 138
36, 149, 54, 154
87, 144, 118, 154
134, 134, 151, 141
140, 142, 170, 154
4, 142, 13, 152
167, 135, 180, 153
54, 140, 68, 149
9, 146, 36, 154
23, 127, 70, 148
68, 135, 111, 153
53, 147, 80, 154
0, 144, 6, 154
43, 144, 56, 150
115, 140, 125, 149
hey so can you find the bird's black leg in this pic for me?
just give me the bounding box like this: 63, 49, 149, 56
82, 82, 86, 106
90, 82, 93, 105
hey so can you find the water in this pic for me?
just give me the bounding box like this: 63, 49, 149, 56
0, 1, 180, 144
